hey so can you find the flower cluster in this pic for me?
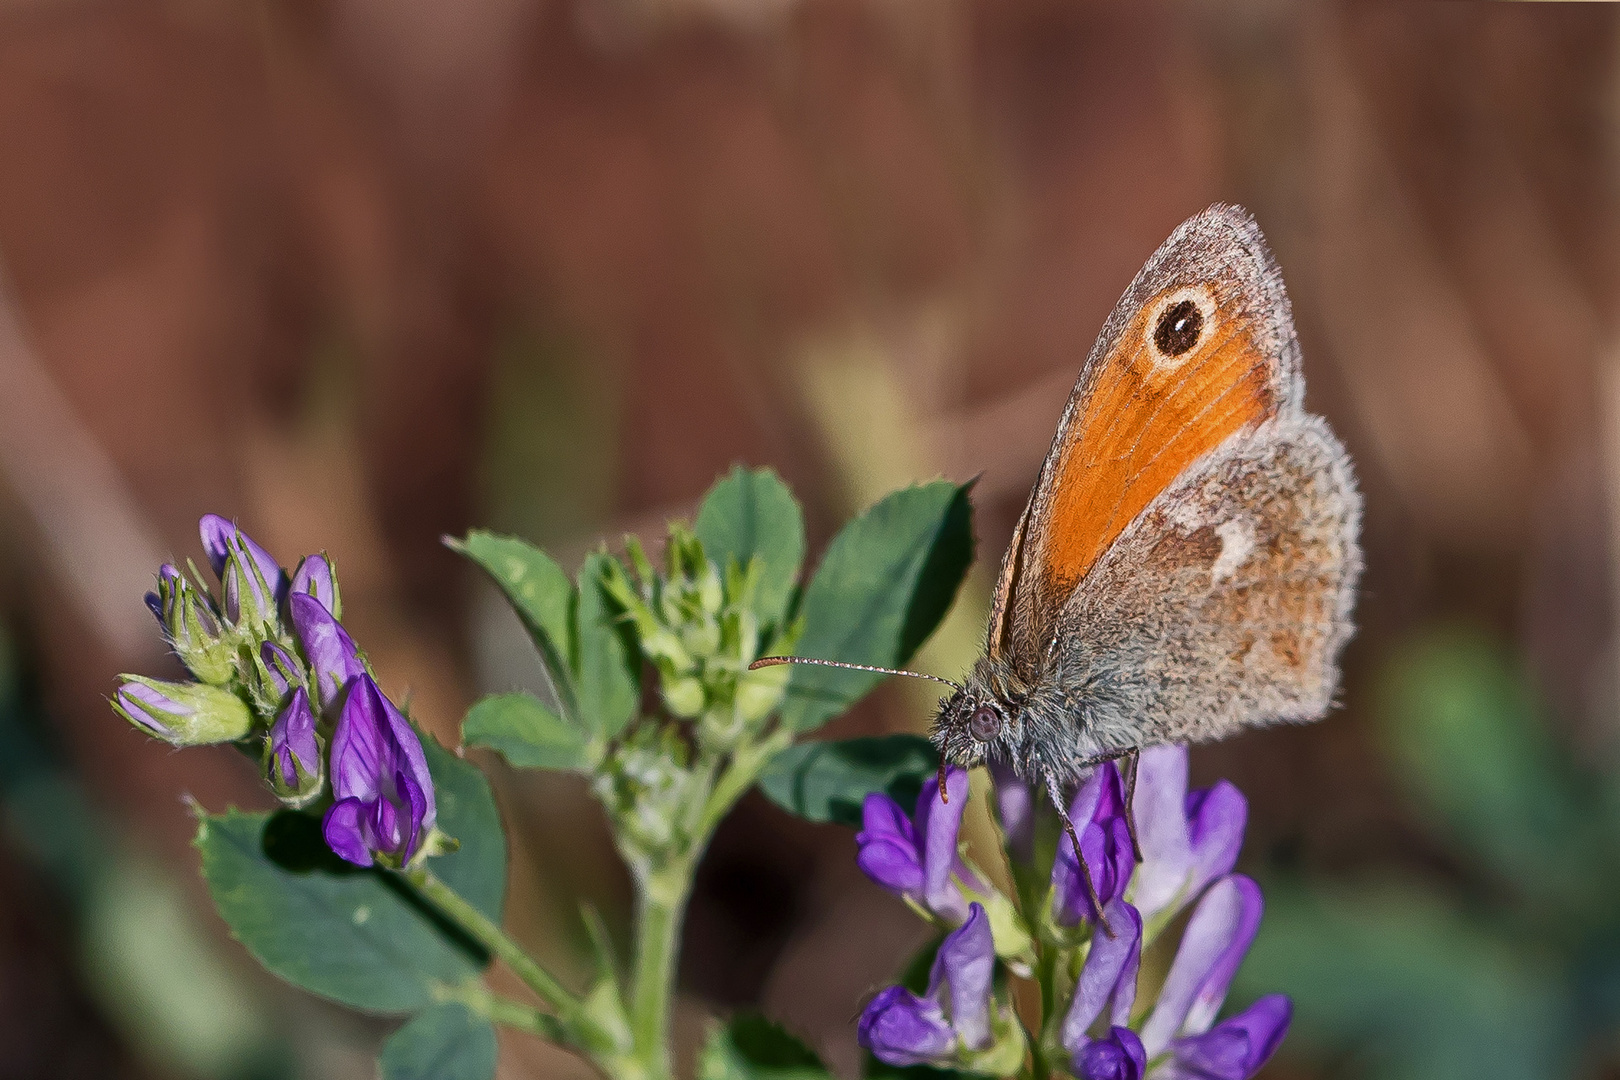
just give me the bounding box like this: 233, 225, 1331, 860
856, 747, 1289, 1080
601, 525, 798, 754
112, 515, 441, 869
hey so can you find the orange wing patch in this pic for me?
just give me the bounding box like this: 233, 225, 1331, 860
1009, 282, 1283, 660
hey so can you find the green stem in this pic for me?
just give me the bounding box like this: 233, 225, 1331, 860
414, 870, 579, 1017
445, 981, 567, 1041
629, 860, 695, 1080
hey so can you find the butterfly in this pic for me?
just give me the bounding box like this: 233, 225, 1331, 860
757, 205, 1362, 922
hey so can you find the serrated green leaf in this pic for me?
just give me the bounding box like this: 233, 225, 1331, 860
699, 1015, 830, 1080
576, 552, 640, 740
695, 466, 806, 627
450, 531, 576, 714
379, 1002, 497, 1080
781, 483, 973, 732
757, 735, 937, 826
463, 692, 590, 771
196, 735, 506, 1014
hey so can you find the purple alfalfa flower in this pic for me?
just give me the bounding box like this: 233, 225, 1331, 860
289, 592, 367, 711
1052, 762, 1135, 926
1137, 874, 1290, 1080
322, 674, 436, 867
1129, 745, 1248, 927
859, 902, 996, 1068
856, 766, 987, 924
988, 761, 1035, 865
289, 553, 341, 620
1061, 897, 1143, 1079
199, 515, 289, 624
265, 686, 322, 803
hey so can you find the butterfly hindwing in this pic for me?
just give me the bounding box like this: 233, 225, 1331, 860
1050, 412, 1361, 760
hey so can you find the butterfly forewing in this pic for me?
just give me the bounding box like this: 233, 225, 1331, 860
989, 206, 1305, 674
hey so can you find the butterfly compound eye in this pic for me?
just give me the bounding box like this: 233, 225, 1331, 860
1153, 298, 1203, 356
968, 706, 1001, 742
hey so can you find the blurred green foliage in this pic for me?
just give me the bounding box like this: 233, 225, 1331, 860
1240, 625, 1620, 1080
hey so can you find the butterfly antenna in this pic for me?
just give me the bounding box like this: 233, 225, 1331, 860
748, 655, 963, 692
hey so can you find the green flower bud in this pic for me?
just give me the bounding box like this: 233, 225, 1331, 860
112, 676, 254, 747
662, 676, 706, 718
734, 660, 789, 724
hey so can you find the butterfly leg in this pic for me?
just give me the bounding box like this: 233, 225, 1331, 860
1046, 770, 1113, 937
1122, 749, 1143, 864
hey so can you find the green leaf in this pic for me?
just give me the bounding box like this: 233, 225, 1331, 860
379, 1002, 497, 1080
780, 482, 973, 732
698, 1015, 830, 1080
1238, 880, 1575, 1080
196, 734, 506, 1014
575, 552, 640, 741
757, 735, 938, 826
695, 466, 806, 627
463, 692, 590, 771
1376, 626, 1599, 909
450, 531, 576, 713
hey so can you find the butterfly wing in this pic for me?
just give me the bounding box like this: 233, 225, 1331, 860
989, 205, 1305, 675
1051, 412, 1361, 759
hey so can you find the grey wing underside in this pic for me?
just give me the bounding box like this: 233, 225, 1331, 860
1050, 412, 1362, 757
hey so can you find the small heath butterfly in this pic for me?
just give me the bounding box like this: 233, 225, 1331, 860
757, 205, 1362, 921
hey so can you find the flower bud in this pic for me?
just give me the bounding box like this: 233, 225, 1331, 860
200, 516, 284, 589
289, 553, 341, 620
248, 640, 305, 716
264, 687, 323, 806
222, 546, 281, 629
662, 676, 706, 719
112, 676, 254, 747
150, 564, 235, 685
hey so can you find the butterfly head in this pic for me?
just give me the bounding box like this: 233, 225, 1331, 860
930, 672, 1024, 771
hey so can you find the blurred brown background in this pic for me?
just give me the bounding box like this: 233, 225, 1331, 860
0, 0, 1615, 1077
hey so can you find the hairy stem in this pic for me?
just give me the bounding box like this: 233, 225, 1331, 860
629, 859, 695, 1080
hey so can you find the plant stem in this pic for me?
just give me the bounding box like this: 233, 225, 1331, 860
629, 859, 695, 1080
446, 981, 568, 1041
414, 869, 579, 1017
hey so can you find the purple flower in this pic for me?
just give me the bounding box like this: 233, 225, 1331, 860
290, 553, 341, 619
1076, 1028, 1147, 1080
289, 593, 366, 710
199, 515, 288, 623
989, 761, 1035, 864
858, 903, 996, 1067
1052, 763, 1135, 925
856, 767, 986, 923
259, 641, 303, 701
1138, 875, 1288, 1080
1061, 899, 1141, 1059
265, 687, 322, 802
322, 674, 436, 867
1129, 745, 1248, 925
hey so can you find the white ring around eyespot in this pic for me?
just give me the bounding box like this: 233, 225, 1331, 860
1147, 285, 1217, 370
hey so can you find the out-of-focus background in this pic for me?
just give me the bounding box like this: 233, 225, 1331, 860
0, 1, 1616, 1077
